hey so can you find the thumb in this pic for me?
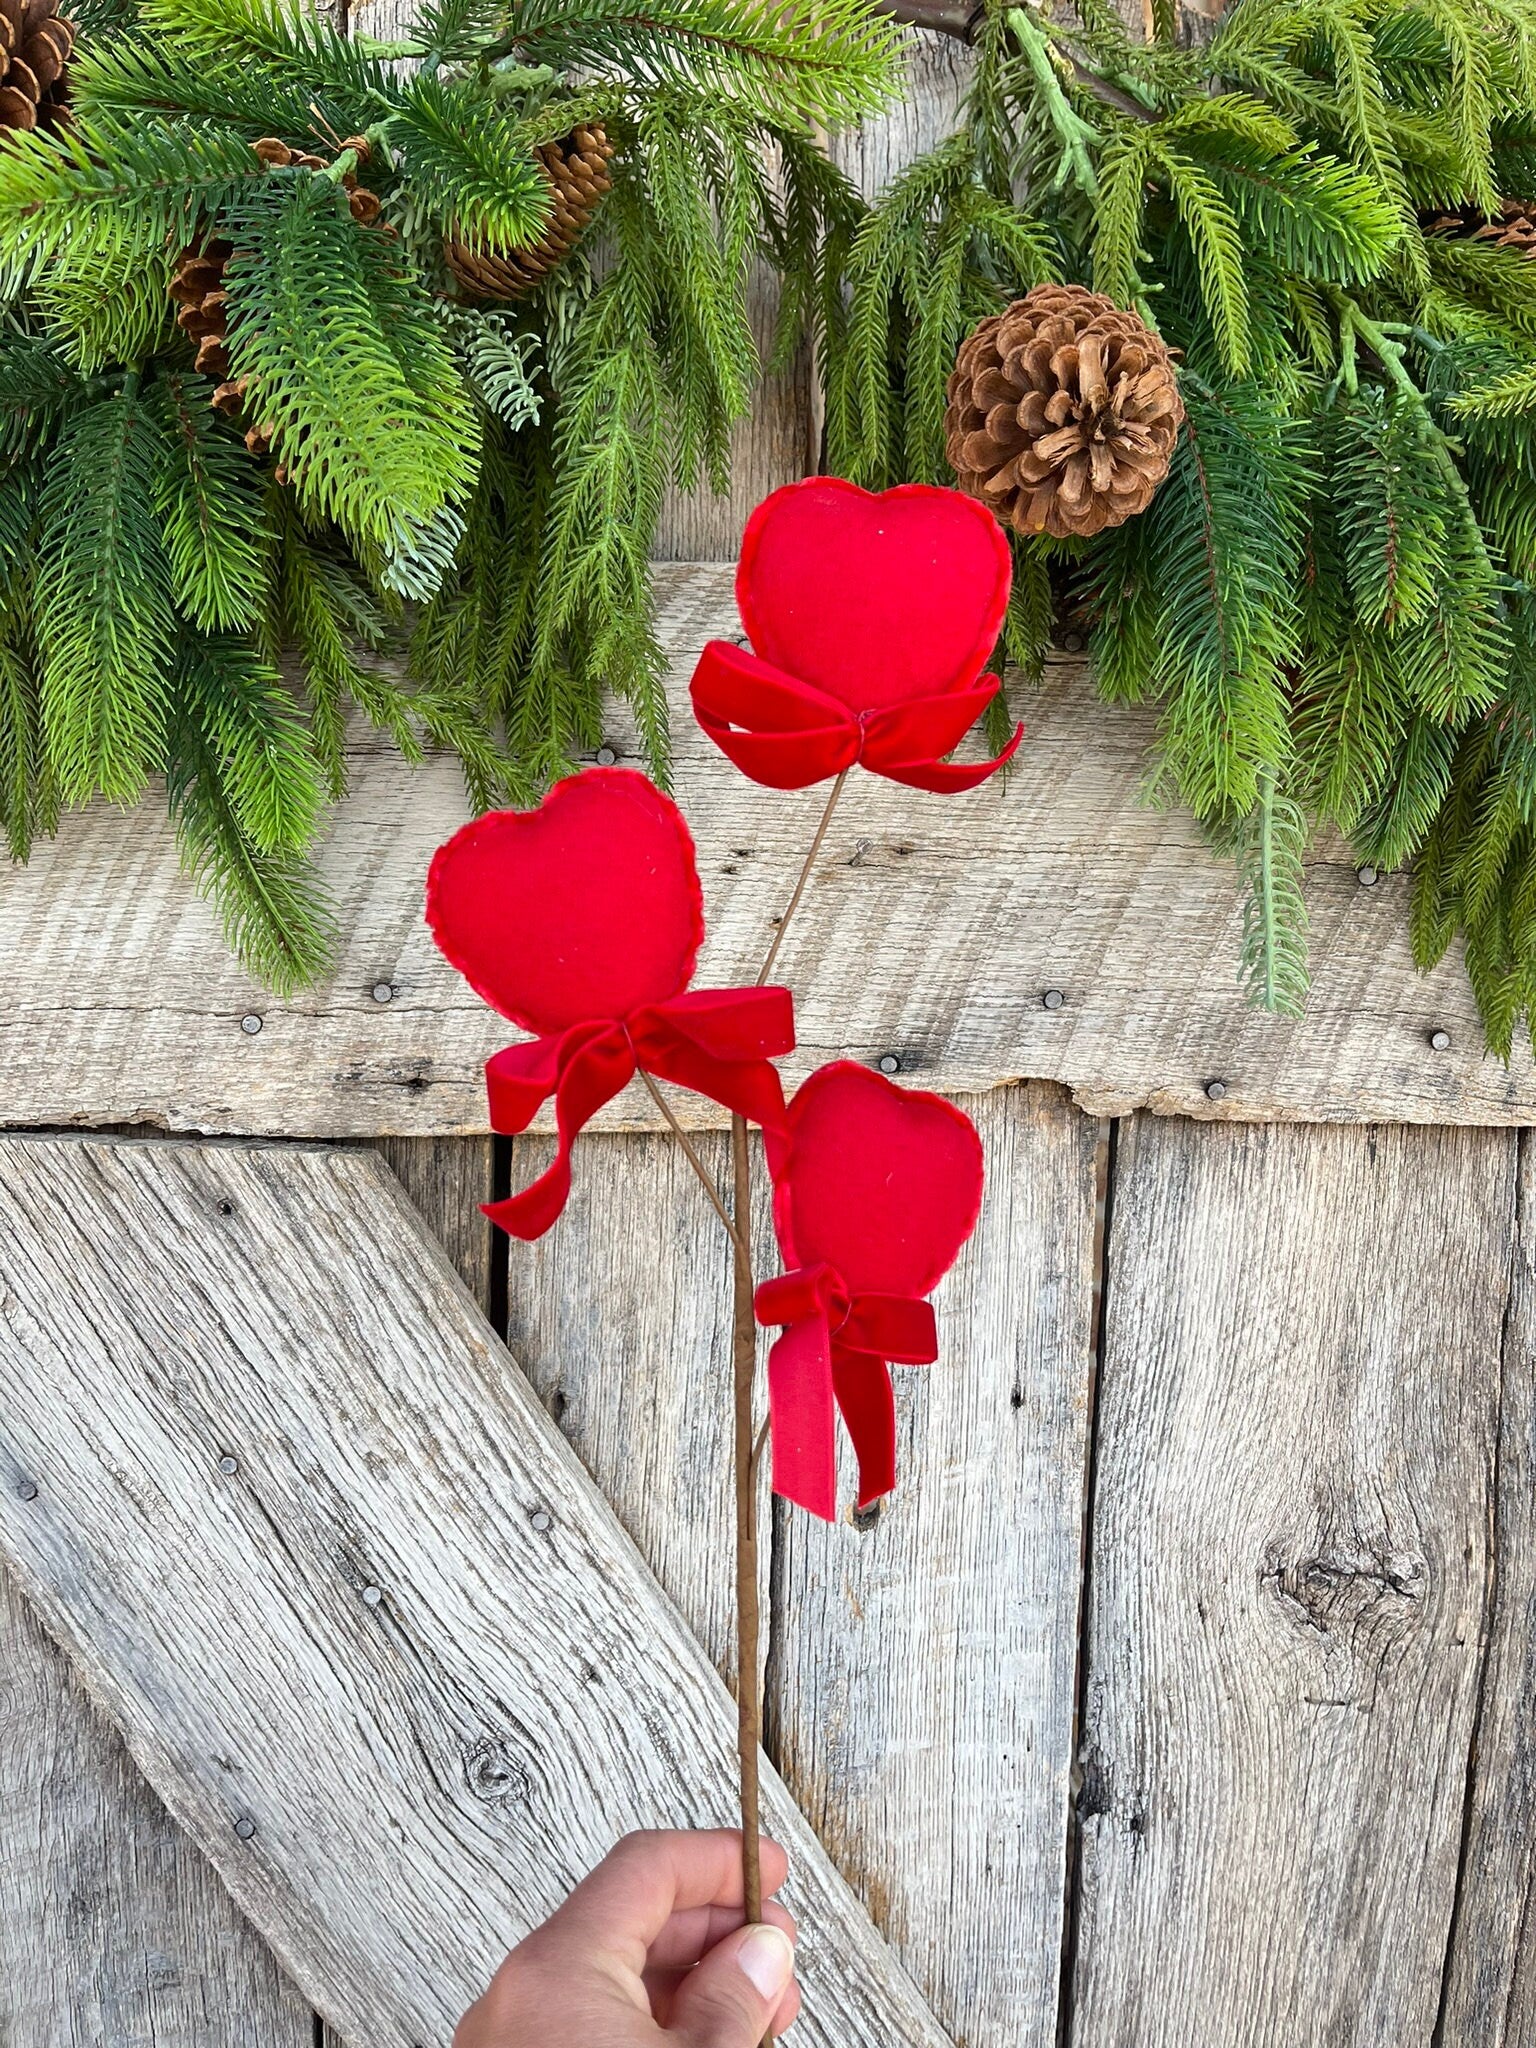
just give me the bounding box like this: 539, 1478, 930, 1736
670, 1921, 797, 2044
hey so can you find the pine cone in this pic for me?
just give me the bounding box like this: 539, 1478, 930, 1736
0, 0, 75, 135
945, 285, 1184, 541
1423, 197, 1536, 257
446, 123, 615, 300
168, 138, 384, 462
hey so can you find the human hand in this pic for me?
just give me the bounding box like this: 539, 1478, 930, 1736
454, 1830, 801, 2047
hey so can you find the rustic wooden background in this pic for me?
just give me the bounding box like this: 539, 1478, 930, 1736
4, 17, 1536, 2048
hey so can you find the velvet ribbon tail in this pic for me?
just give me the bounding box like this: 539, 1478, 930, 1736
690, 640, 860, 790
756, 1265, 940, 1519
482, 1021, 636, 1241
859, 674, 1024, 792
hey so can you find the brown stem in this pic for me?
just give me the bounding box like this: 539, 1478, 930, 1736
757, 771, 849, 988
730, 1109, 769, 2047
637, 1070, 745, 1255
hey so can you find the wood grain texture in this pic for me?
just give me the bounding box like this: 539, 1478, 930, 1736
0, 1133, 951, 2048
372, 1135, 496, 1310
502, 1127, 769, 1686
770, 1084, 1098, 2048
0, 1569, 314, 2048
3, 564, 1531, 1136
1071, 1118, 1516, 2048
1436, 1127, 1536, 2047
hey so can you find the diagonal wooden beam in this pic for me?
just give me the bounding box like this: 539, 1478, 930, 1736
0, 1133, 953, 2048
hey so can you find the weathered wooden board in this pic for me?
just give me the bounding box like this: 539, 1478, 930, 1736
1, 565, 1528, 1137
0, 1133, 950, 2048
502, 1127, 767, 1686
771, 1084, 1099, 2048
0, 1571, 315, 2048
1437, 1125, 1536, 2046
1071, 1118, 1515, 2046
372, 1134, 496, 1310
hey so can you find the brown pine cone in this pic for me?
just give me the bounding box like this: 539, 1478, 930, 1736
446, 123, 615, 301
945, 285, 1184, 541
0, 0, 75, 135
1423, 197, 1536, 257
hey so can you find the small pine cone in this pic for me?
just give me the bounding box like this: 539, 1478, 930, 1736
1423, 196, 1536, 257
170, 236, 236, 383
945, 285, 1184, 541
446, 123, 615, 301
0, 0, 75, 135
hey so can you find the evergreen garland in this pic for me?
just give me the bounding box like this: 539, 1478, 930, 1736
826, 0, 1536, 1052
0, 0, 899, 988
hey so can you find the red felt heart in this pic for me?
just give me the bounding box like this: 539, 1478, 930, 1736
774, 1061, 984, 1299
426, 768, 703, 1035
736, 478, 1011, 716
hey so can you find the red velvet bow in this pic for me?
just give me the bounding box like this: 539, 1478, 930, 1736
690, 477, 1022, 792
756, 1263, 938, 1520
759, 1061, 985, 1519
427, 768, 795, 1241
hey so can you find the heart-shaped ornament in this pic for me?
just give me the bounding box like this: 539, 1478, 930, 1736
736, 478, 1011, 716
426, 767, 704, 1034
774, 1061, 984, 1298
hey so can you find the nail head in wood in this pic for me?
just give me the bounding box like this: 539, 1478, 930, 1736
15, 1478, 38, 1502
878, 1054, 901, 1075
1357, 865, 1379, 887
1042, 988, 1065, 1011
1204, 1079, 1228, 1102
529, 1509, 553, 1533
1061, 631, 1086, 653
361, 1584, 384, 1608
233, 1816, 257, 1841
596, 745, 618, 767
217, 1454, 240, 1476
371, 982, 395, 1004
1430, 1029, 1452, 1051
240, 1014, 263, 1035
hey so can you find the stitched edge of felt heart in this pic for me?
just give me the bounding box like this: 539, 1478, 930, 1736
425, 766, 705, 1035
772, 1059, 985, 1299
735, 477, 1012, 715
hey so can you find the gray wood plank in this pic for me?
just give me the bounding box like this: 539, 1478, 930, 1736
1, 562, 1528, 1136
1435, 1126, 1536, 2047
0, 1569, 313, 2048
372, 1135, 495, 1311
503, 1128, 768, 1686
0, 1133, 951, 2048
1070, 1118, 1515, 2048
770, 1083, 1098, 2048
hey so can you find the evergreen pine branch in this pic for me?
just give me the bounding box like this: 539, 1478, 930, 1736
177, 632, 325, 854
389, 76, 552, 251
0, 613, 57, 863
71, 35, 362, 143
36, 389, 177, 804
166, 688, 337, 995
1230, 768, 1311, 1015
0, 331, 84, 457
139, 0, 399, 101
488, 0, 905, 126
154, 372, 271, 633
0, 117, 274, 287
219, 174, 481, 553
1141, 377, 1308, 816
1149, 138, 1252, 374
34, 239, 180, 373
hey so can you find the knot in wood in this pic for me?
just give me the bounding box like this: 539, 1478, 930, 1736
1263, 1541, 1426, 1637
464, 1736, 530, 1806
